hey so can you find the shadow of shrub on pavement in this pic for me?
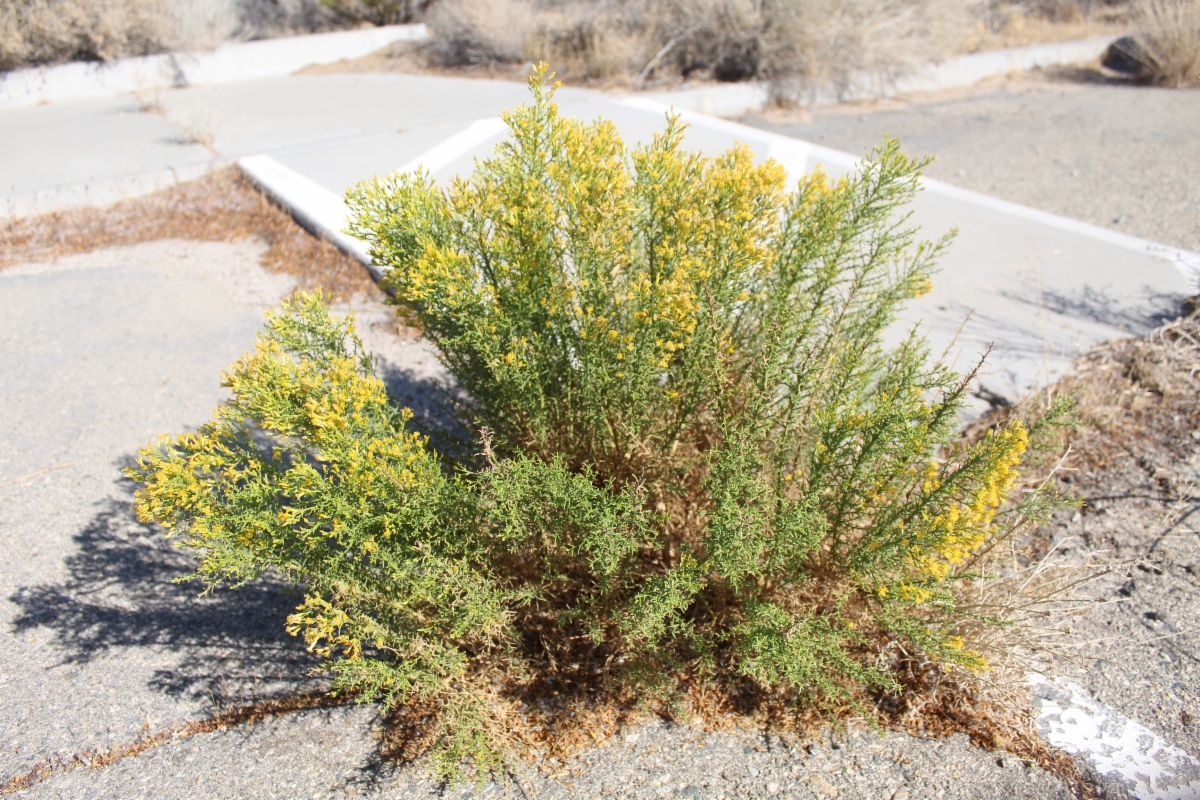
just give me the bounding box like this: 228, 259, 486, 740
1003, 284, 1187, 337
8, 469, 321, 705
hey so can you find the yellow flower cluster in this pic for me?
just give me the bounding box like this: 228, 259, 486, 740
286, 594, 362, 659
911, 420, 1028, 586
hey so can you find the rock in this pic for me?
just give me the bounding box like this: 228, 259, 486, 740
1102, 37, 1154, 80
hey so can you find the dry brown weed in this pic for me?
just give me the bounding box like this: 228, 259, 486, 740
1129, 0, 1200, 87
0, 167, 381, 301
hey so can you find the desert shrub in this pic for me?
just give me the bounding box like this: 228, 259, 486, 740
320, 0, 434, 26
424, 0, 647, 78
423, 0, 530, 66
132, 71, 1065, 781
0, 0, 174, 69
1117, 0, 1200, 86
0, 0, 360, 71
659, 0, 965, 95
423, 0, 966, 89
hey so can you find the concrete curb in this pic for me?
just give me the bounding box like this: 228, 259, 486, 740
632, 36, 1119, 117
237, 155, 377, 278
0, 24, 427, 110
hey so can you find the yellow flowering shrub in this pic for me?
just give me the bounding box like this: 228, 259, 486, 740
131, 68, 1072, 781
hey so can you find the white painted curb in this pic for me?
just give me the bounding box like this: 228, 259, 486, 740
1032, 676, 1200, 799
237, 118, 507, 280
0, 24, 427, 110
632, 36, 1118, 117
621, 97, 1200, 287
238, 154, 376, 278
397, 118, 507, 175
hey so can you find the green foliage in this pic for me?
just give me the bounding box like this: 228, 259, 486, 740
131, 68, 1059, 781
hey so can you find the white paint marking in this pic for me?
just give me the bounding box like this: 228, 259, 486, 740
397, 118, 507, 175
237, 154, 376, 277
622, 98, 1200, 287
1031, 676, 1200, 799
236, 118, 507, 280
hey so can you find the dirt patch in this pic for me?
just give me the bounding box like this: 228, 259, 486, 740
0, 168, 382, 301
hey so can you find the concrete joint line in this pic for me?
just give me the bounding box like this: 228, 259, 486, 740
238, 118, 507, 281
622, 98, 1200, 288
1031, 675, 1200, 799
0, 690, 348, 795
0, 24, 428, 110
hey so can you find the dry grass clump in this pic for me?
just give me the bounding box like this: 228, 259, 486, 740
962, 0, 1131, 51
1046, 300, 1200, 468
1117, 0, 1200, 86
423, 0, 968, 94
0, 168, 379, 300
0, 0, 174, 69
0, 0, 373, 71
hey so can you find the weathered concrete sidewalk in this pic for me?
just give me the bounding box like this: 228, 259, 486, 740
5, 70, 1196, 403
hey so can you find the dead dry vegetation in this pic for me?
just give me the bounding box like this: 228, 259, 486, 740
1109, 0, 1200, 86
0, 0, 422, 70
400, 0, 1136, 95
0, 168, 379, 300
0, 0, 1150, 92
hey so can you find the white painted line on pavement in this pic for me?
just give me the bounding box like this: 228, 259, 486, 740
922, 177, 1200, 287
0, 24, 427, 110
397, 118, 508, 175
1031, 676, 1200, 800
621, 98, 1200, 287
237, 154, 377, 279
